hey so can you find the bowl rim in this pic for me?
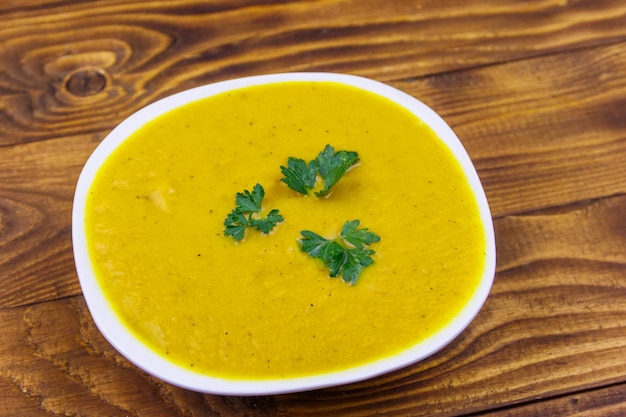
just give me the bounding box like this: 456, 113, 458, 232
72, 72, 496, 395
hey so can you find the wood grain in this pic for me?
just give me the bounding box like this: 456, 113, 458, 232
1, 0, 625, 145
0, 134, 101, 308
269, 195, 626, 416
478, 383, 626, 416
0, 297, 273, 417
1, 194, 624, 416
2, 40, 625, 310
395, 41, 626, 216
1, 0, 626, 415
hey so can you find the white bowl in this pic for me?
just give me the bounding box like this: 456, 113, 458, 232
72, 72, 496, 395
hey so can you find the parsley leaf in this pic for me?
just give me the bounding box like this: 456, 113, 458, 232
280, 144, 359, 197
340, 219, 381, 249
224, 183, 284, 241
315, 145, 360, 197
234, 184, 264, 213
280, 157, 319, 195
299, 220, 380, 285
251, 209, 283, 234
223, 210, 249, 241
342, 248, 375, 285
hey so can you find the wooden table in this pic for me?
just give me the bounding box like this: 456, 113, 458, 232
1, 1, 625, 415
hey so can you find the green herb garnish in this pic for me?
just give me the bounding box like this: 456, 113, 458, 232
281, 144, 359, 197
299, 220, 380, 285
224, 183, 284, 241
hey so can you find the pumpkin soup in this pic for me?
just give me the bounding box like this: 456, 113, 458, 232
85, 81, 487, 379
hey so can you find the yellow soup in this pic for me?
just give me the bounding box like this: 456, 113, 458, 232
86, 81, 486, 380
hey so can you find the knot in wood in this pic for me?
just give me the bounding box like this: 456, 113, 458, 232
66, 69, 106, 97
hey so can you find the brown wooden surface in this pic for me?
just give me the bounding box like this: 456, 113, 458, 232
1, 1, 625, 415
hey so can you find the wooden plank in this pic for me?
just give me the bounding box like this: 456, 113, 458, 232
0, 134, 100, 308
270, 195, 626, 416
0, 297, 270, 417
394, 41, 626, 216
1, 0, 625, 145
1, 194, 624, 416
477, 383, 626, 416
1, 1, 624, 415
2, 41, 625, 309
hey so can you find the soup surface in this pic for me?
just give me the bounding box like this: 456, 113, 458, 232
86, 81, 487, 379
